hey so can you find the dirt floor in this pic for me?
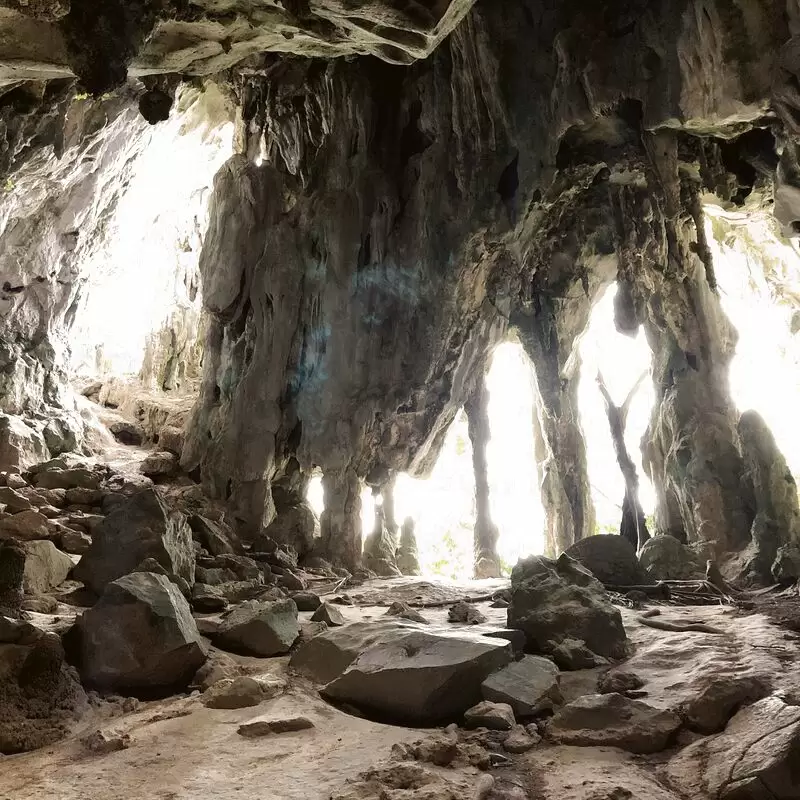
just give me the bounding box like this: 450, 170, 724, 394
2, 578, 799, 800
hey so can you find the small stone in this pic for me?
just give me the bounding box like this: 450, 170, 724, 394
384, 601, 429, 624
109, 421, 144, 446
81, 729, 131, 754
6, 474, 28, 490
550, 637, 607, 670
598, 670, 645, 695
278, 571, 306, 591
448, 600, 486, 625
464, 701, 515, 731
20, 595, 58, 613
237, 717, 314, 737
139, 451, 177, 477
503, 724, 540, 753
202, 676, 270, 709
311, 602, 345, 626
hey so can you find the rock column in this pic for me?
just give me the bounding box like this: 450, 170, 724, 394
318, 468, 363, 571
465, 376, 501, 578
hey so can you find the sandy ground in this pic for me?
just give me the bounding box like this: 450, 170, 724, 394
2, 578, 799, 800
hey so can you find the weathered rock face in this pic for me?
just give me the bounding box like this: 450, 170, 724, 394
666, 697, 800, 800
507, 555, 628, 665
77, 571, 206, 693
638, 535, 706, 581
321, 624, 513, 724
211, 598, 299, 657
74, 488, 195, 595
564, 534, 647, 586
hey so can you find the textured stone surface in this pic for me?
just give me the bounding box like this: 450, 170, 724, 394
321, 625, 513, 724
508, 555, 628, 663
547, 693, 682, 754
74, 488, 195, 594
666, 697, 800, 800
638, 535, 706, 581
211, 598, 299, 657
564, 534, 647, 586
21, 540, 72, 594
78, 572, 206, 693
481, 655, 563, 718
463, 701, 515, 731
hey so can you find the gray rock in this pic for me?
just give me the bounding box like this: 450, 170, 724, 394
311, 602, 345, 626
0, 415, 48, 473
508, 555, 628, 664
0, 487, 33, 512
139, 451, 178, 477
547, 693, 682, 754
481, 655, 562, 717
464, 700, 515, 731
291, 591, 321, 612
667, 697, 800, 800
59, 529, 92, 554
297, 620, 328, 642
212, 598, 299, 656
597, 670, 645, 695
261, 503, 319, 558
21, 595, 58, 613
22, 541, 72, 594
638, 535, 705, 581
550, 637, 607, 670
384, 601, 429, 624
448, 600, 486, 625
320, 623, 513, 725
564, 534, 647, 585
78, 572, 206, 693
74, 488, 194, 594
772, 544, 800, 583
189, 515, 241, 556
191, 583, 227, 612
34, 466, 100, 491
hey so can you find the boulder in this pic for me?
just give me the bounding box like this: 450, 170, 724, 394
22, 541, 73, 594
78, 572, 206, 693
189, 514, 242, 556
311, 602, 345, 626
638, 535, 705, 581
34, 467, 100, 491
291, 591, 322, 611
384, 601, 429, 624
65, 488, 103, 506
772, 544, 800, 583
0, 635, 88, 754
73, 488, 194, 594
191, 583, 227, 612
212, 599, 299, 656
481, 655, 563, 717
261, 503, 319, 558
320, 623, 513, 724
667, 697, 800, 800
564, 534, 647, 585
507, 555, 628, 664
59, 529, 92, 554
0, 415, 48, 473
0, 487, 33, 512
0, 510, 52, 541
547, 693, 682, 754
139, 451, 178, 477
464, 701, 515, 731
448, 600, 486, 624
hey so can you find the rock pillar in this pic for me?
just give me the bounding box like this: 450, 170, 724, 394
515, 296, 597, 556
465, 376, 501, 578
318, 468, 362, 571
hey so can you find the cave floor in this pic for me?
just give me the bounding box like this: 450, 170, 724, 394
2, 578, 799, 800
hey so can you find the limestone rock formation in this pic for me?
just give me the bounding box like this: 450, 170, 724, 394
321, 625, 513, 725
396, 517, 421, 576
666, 697, 800, 800
74, 488, 195, 594
547, 693, 682, 754
0, 539, 25, 614
638, 535, 706, 581
77, 572, 206, 694
507, 555, 628, 665
738, 410, 800, 582
463, 701, 515, 731
564, 534, 647, 586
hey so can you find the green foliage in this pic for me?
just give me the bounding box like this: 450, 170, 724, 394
593, 521, 618, 536
74, 92, 89, 101
3, 177, 14, 192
